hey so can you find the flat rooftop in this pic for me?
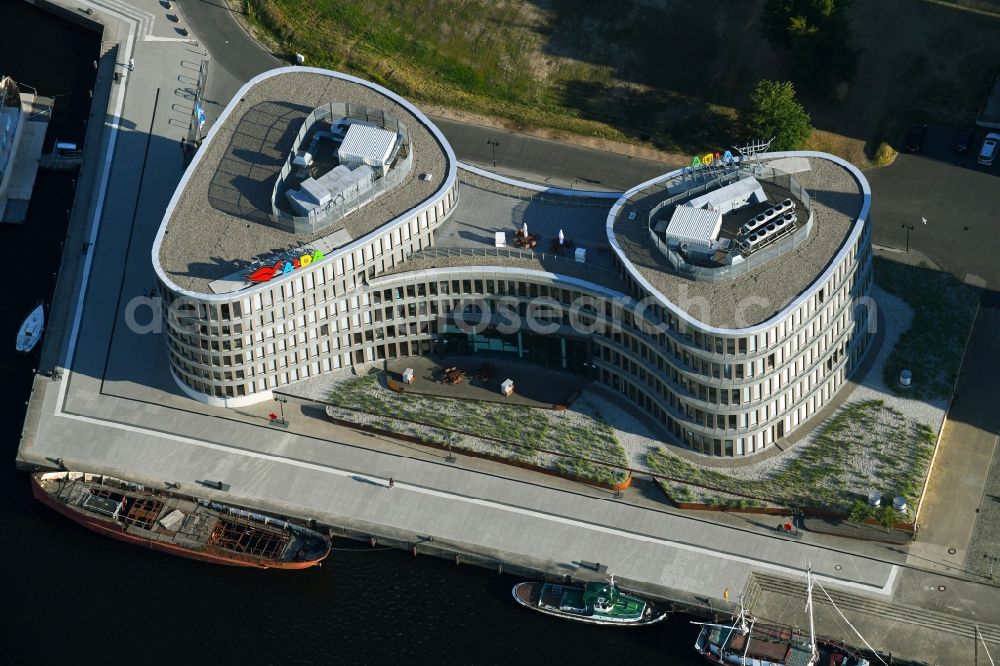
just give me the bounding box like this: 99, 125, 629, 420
381, 184, 625, 292
158, 70, 450, 293
613, 156, 863, 328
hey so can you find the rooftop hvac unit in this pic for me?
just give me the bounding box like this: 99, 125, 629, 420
741, 203, 787, 236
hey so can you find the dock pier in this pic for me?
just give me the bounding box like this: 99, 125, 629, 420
15, 1, 1000, 663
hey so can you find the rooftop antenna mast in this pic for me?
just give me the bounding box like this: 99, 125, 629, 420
733, 137, 775, 173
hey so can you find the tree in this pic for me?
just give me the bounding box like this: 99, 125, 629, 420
760, 0, 858, 95
743, 80, 812, 151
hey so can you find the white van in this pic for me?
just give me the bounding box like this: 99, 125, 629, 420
979, 133, 1000, 166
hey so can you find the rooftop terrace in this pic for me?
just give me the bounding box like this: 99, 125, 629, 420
382, 183, 625, 291
156, 70, 450, 294
611, 156, 864, 329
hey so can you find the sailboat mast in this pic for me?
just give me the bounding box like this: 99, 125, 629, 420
806, 565, 819, 665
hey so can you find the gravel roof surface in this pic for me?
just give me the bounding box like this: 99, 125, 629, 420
158, 71, 450, 293
613, 157, 863, 329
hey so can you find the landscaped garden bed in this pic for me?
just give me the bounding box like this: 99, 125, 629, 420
324, 374, 631, 486
649, 400, 935, 518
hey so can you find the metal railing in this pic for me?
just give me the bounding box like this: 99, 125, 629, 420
270, 102, 413, 234
401, 246, 623, 281
458, 170, 616, 209
644, 166, 814, 283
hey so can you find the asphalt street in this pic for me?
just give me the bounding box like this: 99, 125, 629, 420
178, 0, 1000, 291
866, 125, 1000, 290
177, 0, 672, 191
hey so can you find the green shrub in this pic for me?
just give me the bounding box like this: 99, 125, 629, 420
848, 500, 871, 523
872, 141, 898, 167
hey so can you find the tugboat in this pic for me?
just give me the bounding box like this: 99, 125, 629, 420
693, 566, 871, 665
32, 471, 332, 569
512, 575, 667, 626
15, 303, 44, 353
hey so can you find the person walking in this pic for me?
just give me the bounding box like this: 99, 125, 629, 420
388, 477, 394, 489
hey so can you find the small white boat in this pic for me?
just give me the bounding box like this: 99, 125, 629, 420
16, 304, 44, 353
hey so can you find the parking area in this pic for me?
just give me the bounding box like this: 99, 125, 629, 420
867, 124, 1000, 290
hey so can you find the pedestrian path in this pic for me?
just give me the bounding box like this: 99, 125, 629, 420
15, 4, 1000, 664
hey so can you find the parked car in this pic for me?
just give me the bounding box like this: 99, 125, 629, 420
954, 128, 974, 154
905, 123, 927, 152
978, 133, 1000, 166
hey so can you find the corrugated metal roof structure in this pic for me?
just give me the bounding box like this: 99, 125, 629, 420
337, 123, 398, 173
687, 176, 765, 214
665, 206, 722, 248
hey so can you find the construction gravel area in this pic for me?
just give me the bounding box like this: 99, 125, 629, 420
158, 70, 450, 293
612, 157, 863, 328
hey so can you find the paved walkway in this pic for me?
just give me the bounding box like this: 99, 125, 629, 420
956, 301, 1000, 580
13, 1, 1000, 662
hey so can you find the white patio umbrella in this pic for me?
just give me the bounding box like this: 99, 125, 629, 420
522, 222, 528, 236
558, 229, 565, 245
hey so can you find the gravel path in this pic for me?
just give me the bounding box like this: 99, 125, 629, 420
571, 392, 659, 471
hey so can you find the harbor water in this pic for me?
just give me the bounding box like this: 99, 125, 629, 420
0, 2, 706, 663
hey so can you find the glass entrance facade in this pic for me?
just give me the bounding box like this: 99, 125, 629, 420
439, 325, 592, 374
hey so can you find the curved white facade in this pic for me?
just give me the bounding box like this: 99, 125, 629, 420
153, 68, 874, 457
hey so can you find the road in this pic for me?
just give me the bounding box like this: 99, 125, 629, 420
11, 2, 998, 661
867, 125, 1000, 290
181, 0, 1000, 291
179, 0, 672, 192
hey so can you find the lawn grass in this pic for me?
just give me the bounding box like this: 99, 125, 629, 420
326, 375, 629, 485
241, 0, 1000, 162
648, 400, 936, 514
242, 0, 745, 153
874, 257, 980, 400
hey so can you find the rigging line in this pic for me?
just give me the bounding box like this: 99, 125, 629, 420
814, 580, 889, 666
978, 626, 996, 666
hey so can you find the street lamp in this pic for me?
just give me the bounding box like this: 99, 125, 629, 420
986, 553, 1000, 581
273, 395, 288, 425
486, 138, 499, 167
901, 223, 914, 252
